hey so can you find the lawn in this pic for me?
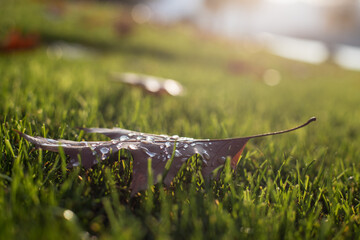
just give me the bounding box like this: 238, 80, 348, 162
1, 1, 360, 239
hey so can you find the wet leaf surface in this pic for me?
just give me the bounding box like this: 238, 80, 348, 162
17, 117, 316, 195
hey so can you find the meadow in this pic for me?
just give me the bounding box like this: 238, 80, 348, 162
1, 1, 360, 239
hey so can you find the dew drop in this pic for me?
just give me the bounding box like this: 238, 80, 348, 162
42, 143, 51, 147
179, 137, 194, 142
136, 136, 143, 141
129, 144, 138, 150
119, 135, 129, 141
183, 144, 188, 148
116, 143, 122, 149
71, 161, 80, 167
146, 136, 154, 143
100, 147, 109, 155
141, 147, 156, 158
160, 145, 165, 149
167, 154, 172, 159
165, 142, 171, 148
175, 150, 182, 157
190, 143, 196, 147
218, 156, 226, 163
100, 147, 110, 160
148, 152, 156, 158
203, 151, 210, 160
172, 135, 179, 139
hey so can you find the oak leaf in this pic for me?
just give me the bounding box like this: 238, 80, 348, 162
17, 117, 316, 195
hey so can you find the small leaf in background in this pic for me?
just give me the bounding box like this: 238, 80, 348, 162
0, 29, 39, 52
111, 72, 184, 96
113, 12, 135, 37
46, 41, 95, 60
16, 117, 316, 195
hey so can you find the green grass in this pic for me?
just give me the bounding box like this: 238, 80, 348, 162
1, 1, 360, 239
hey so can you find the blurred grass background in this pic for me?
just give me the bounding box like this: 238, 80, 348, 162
1, 1, 360, 239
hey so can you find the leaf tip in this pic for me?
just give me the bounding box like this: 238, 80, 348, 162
13, 129, 23, 136
308, 116, 317, 123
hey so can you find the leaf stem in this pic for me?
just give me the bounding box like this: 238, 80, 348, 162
246, 117, 317, 139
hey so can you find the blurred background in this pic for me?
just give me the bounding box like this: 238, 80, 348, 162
2, 0, 360, 70
1, 0, 360, 131
139, 0, 360, 70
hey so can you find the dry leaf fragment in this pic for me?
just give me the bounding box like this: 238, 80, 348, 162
17, 117, 316, 195
111, 72, 184, 96
0, 29, 39, 52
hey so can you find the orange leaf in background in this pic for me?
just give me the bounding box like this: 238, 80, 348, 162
1, 29, 39, 52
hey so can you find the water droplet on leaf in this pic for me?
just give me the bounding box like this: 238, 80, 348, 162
100, 147, 110, 160
203, 151, 210, 160
175, 150, 181, 157
100, 147, 109, 154
141, 147, 156, 158
129, 144, 138, 150
120, 135, 129, 141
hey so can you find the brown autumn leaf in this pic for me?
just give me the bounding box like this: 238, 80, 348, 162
17, 117, 316, 195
